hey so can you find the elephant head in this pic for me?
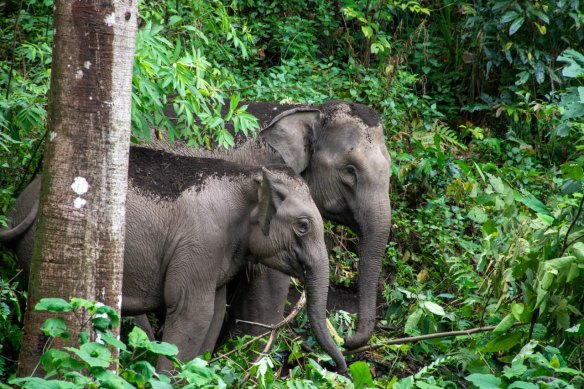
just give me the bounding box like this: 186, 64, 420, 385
260, 101, 392, 349
249, 167, 347, 373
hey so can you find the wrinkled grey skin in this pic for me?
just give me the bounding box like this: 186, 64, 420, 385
0, 148, 347, 373
148, 100, 392, 349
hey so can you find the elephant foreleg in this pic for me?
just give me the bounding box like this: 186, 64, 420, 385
200, 285, 227, 353
133, 314, 156, 340
228, 266, 290, 336
157, 293, 215, 373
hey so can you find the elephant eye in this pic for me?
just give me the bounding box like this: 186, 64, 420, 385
340, 164, 357, 186
294, 218, 311, 236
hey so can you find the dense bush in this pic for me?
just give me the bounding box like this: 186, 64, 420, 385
1, 0, 583, 387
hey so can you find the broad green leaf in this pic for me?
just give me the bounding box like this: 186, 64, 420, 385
41, 317, 70, 339
511, 302, 526, 321
349, 361, 374, 389
94, 304, 120, 327
500, 11, 519, 24
423, 301, 446, 316
40, 349, 80, 374
465, 373, 501, 389
149, 341, 179, 357
393, 376, 414, 389
509, 16, 525, 35
540, 271, 555, 290
555, 366, 584, 375
543, 256, 576, 271
9, 377, 79, 389
149, 379, 175, 389
417, 382, 443, 389
70, 298, 94, 311
521, 193, 551, 216
508, 382, 538, 389
91, 317, 112, 332
487, 173, 506, 194
537, 213, 554, 225
129, 360, 156, 382
128, 326, 151, 349
571, 242, 584, 261
404, 309, 423, 336
93, 370, 135, 389
513, 340, 538, 362
99, 331, 127, 351
493, 314, 514, 333
468, 207, 488, 223
481, 331, 523, 352
556, 308, 570, 329
566, 323, 582, 335
503, 361, 527, 378
62, 371, 91, 386
516, 71, 530, 86
35, 298, 72, 313
567, 263, 580, 283
561, 162, 584, 181
66, 342, 111, 368
558, 49, 584, 78
361, 25, 373, 39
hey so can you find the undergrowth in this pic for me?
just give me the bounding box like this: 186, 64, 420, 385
1, 0, 583, 387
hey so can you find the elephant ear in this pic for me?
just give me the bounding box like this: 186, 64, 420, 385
260, 108, 321, 174
256, 167, 289, 236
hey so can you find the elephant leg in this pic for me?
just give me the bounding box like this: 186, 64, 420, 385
133, 314, 156, 340
157, 293, 215, 373
156, 262, 215, 371
228, 266, 291, 337
200, 285, 227, 353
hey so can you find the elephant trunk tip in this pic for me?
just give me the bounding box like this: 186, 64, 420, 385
343, 331, 371, 350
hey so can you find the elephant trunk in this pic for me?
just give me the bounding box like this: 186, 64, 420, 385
305, 258, 348, 374
344, 195, 391, 350
0, 198, 39, 243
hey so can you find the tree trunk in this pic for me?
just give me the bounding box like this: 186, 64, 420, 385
17, 1, 137, 376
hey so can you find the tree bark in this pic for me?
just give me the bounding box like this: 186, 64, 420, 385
17, 1, 137, 376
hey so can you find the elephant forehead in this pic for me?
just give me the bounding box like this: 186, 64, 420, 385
319, 100, 381, 128
321, 115, 384, 147
282, 189, 320, 213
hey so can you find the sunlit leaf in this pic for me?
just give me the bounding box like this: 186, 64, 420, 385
465, 373, 501, 389
349, 361, 374, 389
481, 331, 523, 352
35, 298, 72, 313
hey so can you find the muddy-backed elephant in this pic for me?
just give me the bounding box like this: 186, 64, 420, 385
149, 100, 392, 349
0, 146, 347, 373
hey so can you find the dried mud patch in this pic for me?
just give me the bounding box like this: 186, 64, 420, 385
129, 146, 254, 201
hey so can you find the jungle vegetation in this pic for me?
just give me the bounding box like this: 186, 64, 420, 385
0, 0, 583, 387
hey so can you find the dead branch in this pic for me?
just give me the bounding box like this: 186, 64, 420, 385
238, 292, 307, 385
211, 292, 306, 364
343, 322, 527, 355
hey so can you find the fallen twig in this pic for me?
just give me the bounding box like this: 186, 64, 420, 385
238, 293, 307, 385
344, 322, 528, 355
212, 293, 306, 363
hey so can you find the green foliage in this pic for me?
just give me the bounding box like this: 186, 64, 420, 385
131, 1, 260, 147
0, 252, 25, 382
9, 299, 370, 388
1, 0, 584, 386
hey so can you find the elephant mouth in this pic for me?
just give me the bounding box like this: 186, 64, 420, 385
296, 268, 306, 284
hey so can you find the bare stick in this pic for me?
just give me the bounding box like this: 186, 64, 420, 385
344, 322, 528, 355
240, 330, 278, 384
212, 293, 307, 363
237, 293, 307, 386
235, 319, 274, 330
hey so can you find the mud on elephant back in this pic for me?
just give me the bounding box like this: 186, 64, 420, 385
0, 146, 348, 374
148, 99, 392, 350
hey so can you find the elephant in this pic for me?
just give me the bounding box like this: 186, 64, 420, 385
0, 146, 348, 374
147, 100, 392, 349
